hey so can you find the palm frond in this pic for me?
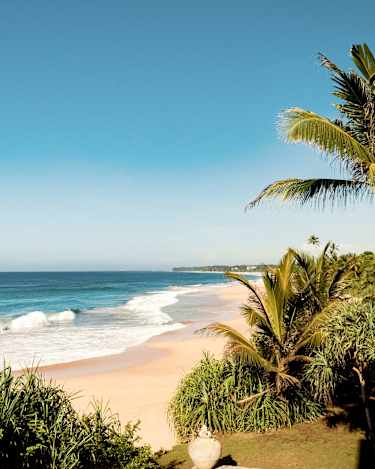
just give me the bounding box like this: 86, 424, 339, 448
247, 178, 371, 209
280, 108, 373, 167
318, 52, 341, 73
327, 265, 352, 300
351, 44, 375, 84
277, 249, 295, 300
295, 302, 342, 351
263, 250, 295, 342
319, 52, 372, 144
225, 272, 272, 331
262, 271, 284, 344
201, 322, 273, 371
276, 372, 300, 387
225, 271, 259, 291
240, 304, 265, 328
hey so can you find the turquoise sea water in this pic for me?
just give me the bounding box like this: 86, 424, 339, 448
0, 271, 258, 369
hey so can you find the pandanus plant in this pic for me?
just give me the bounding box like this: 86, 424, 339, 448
247, 44, 375, 209
203, 244, 352, 399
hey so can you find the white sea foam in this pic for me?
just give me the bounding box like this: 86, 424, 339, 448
1, 309, 76, 333
0, 321, 186, 371
94, 284, 204, 325
0, 282, 231, 370
9, 311, 49, 332
48, 310, 76, 323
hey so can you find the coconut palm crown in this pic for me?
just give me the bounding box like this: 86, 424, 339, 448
308, 235, 320, 246
247, 43, 375, 209
202, 244, 353, 397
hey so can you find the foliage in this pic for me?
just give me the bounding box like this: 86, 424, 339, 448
338, 251, 375, 299
203, 244, 352, 397
168, 244, 357, 440
308, 235, 320, 246
0, 367, 160, 469
168, 354, 321, 441
247, 43, 375, 209
305, 300, 375, 406
292, 242, 351, 315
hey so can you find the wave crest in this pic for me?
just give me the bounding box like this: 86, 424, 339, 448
2, 309, 76, 333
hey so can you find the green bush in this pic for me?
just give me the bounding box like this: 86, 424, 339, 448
336, 251, 375, 299
0, 367, 160, 469
168, 354, 322, 441
305, 300, 375, 406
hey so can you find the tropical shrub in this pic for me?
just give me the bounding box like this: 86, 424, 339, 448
0, 367, 160, 469
305, 300, 375, 406
304, 300, 375, 439
204, 245, 352, 398
168, 354, 321, 441
338, 251, 375, 299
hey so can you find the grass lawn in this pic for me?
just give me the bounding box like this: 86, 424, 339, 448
157, 421, 365, 468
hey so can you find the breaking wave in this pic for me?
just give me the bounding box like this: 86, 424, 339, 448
1, 309, 76, 333
97, 284, 204, 325
0, 282, 229, 369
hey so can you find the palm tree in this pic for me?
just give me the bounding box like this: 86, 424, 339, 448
247, 44, 375, 210
308, 235, 320, 246
292, 242, 351, 317
203, 245, 352, 398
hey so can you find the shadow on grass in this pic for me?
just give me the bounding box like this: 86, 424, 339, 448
324, 404, 367, 432
161, 461, 186, 469
158, 453, 238, 468
214, 454, 238, 466
356, 438, 375, 469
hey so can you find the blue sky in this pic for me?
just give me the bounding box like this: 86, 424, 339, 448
0, 1, 374, 270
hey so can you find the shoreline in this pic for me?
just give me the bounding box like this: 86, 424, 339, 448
40, 283, 249, 450
172, 270, 263, 275
3, 279, 237, 371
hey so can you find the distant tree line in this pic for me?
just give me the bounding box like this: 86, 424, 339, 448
173, 264, 274, 272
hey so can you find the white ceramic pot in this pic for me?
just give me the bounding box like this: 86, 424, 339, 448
188, 425, 222, 469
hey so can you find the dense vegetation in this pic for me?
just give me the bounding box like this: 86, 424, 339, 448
341, 251, 375, 299
0, 367, 160, 469
306, 300, 375, 437
169, 244, 375, 441
168, 354, 321, 440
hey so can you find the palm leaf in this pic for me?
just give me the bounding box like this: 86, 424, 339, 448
319, 51, 374, 149
240, 304, 266, 328
225, 272, 273, 331
318, 52, 341, 74
263, 250, 295, 342
280, 108, 373, 167
201, 322, 274, 371
327, 265, 352, 300
351, 44, 375, 84
295, 302, 342, 351
262, 271, 284, 344
247, 178, 371, 209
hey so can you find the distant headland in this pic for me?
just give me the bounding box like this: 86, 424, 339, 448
172, 264, 274, 273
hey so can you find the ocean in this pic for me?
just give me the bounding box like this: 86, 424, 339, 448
0, 271, 258, 370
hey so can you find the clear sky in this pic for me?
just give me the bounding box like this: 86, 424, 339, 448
0, 1, 374, 270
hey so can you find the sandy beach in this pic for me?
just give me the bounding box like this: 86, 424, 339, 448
40, 283, 248, 450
